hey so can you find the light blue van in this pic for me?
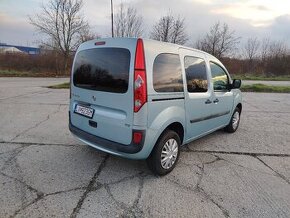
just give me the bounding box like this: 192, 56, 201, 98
69, 38, 242, 175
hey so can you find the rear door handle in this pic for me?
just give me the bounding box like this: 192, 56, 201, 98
205, 99, 212, 104
213, 98, 219, 103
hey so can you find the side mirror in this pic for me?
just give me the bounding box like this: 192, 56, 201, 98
231, 79, 241, 89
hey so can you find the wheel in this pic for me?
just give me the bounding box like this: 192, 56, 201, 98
147, 130, 181, 176
224, 107, 241, 133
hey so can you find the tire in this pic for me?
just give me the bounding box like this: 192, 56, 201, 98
224, 107, 241, 133
146, 130, 181, 176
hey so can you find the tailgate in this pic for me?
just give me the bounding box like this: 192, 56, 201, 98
70, 42, 136, 145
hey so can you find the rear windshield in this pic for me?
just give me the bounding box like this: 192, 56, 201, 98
73, 48, 130, 93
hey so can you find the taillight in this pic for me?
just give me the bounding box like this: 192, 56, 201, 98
133, 131, 143, 144
134, 38, 147, 112
95, 41, 106, 46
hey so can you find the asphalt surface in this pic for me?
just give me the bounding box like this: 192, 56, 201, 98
0, 77, 290, 218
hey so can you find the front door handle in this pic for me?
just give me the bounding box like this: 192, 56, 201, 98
205, 99, 212, 104
213, 98, 219, 103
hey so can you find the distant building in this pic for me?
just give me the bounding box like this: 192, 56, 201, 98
0, 43, 40, 55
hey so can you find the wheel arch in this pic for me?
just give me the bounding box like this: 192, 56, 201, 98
164, 122, 184, 144
147, 121, 185, 157
236, 103, 242, 113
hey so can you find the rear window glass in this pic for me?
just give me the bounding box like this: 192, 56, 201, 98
73, 48, 130, 93
153, 53, 183, 92
184, 56, 208, 92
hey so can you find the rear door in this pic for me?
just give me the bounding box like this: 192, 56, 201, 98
179, 48, 215, 141
70, 39, 137, 145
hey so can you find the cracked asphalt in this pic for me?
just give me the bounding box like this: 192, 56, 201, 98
0, 77, 290, 218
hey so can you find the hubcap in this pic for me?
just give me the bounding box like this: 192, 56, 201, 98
232, 111, 240, 130
161, 138, 178, 169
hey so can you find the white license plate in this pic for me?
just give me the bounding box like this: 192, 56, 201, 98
74, 105, 94, 118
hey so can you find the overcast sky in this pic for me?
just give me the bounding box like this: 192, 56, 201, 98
1, 0, 290, 48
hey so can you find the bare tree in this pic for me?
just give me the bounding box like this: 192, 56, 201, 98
260, 38, 270, 61
114, 3, 143, 37
79, 31, 101, 43
171, 16, 188, 44
150, 13, 188, 45
260, 38, 287, 60
195, 22, 240, 58
29, 0, 91, 74
258, 39, 289, 75
269, 40, 287, 58
150, 14, 173, 42
267, 40, 288, 75
244, 37, 260, 60
243, 37, 260, 73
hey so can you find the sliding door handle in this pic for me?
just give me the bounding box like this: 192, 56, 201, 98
205, 99, 212, 104
213, 98, 219, 103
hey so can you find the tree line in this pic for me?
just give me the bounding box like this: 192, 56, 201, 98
112, 3, 290, 76
1, 0, 289, 76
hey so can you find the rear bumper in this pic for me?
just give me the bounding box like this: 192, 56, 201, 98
69, 120, 145, 154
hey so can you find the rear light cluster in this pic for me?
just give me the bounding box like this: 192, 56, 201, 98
133, 131, 143, 144
134, 39, 147, 113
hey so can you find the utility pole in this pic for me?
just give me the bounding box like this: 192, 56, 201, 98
111, 0, 114, 37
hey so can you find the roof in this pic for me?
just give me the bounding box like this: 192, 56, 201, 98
0, 43, 40, 54
0, 47, 23, 53
83, 37, 219, 61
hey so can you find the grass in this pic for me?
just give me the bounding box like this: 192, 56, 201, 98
0, 70, 38, 77
48, 82, 290, 93
47, 82, 70, 89
0, 69, 69, 77
241, 83, 290, 93
234, 74, 290, 81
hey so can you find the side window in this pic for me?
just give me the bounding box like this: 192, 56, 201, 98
184, 56, 208, 92
153, 53, 183, 92
210, 62, 229, 91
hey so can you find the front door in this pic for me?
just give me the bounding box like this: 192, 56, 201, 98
209, 62, 234, 127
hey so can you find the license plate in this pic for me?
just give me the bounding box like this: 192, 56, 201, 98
74, 104, 94, 118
